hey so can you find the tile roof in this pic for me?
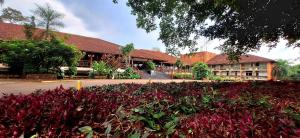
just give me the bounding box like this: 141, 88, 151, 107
132, 49, 176, 64
180, 51, 217, 65
0, 23, 177, 64
0, 22, 121, 55
207, 54, 275, 65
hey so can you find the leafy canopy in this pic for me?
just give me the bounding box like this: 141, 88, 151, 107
272, 59, 289, 80
114, 0, 300, 60
0, 7, 26, 23
0, 39, 83, 76
192, 62, 210, 80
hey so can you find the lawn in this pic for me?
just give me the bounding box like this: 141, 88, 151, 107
0, 81, 299, 137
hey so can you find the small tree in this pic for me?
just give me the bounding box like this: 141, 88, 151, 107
192, 62, 210, 80
121, 43, 134, 67
1, 7, 26, 24
145, 61, 156, 71
272, 59, 289, 80
23, 16, 36, 40
175, 59, 183, 69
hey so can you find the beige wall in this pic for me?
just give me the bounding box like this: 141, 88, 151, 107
210, 62, 273, 80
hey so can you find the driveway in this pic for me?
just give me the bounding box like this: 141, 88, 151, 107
0, 79, 199, 95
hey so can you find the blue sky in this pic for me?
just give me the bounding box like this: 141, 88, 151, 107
2, 0, 300, 64
58, 0, 166, 51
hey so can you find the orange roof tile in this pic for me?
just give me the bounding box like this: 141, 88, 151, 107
207, 54, 275, 65
180, 51, 217, 65
0, 23, 177, 64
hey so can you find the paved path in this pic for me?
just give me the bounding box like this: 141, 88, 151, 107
0, 79, 198, 95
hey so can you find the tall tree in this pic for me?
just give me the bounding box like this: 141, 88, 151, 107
32, 3, 64, 39
0, 7, 26, 24
121, 43, 134, 67
114, 0, 300, 60
272, 59, 290, 80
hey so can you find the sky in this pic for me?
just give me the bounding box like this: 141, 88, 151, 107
2, 0, 300, 64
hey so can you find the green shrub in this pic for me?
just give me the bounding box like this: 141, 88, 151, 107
145, 61, 156, 71
92, 61, 111, 76
174, 73, 193, 79
208, 75, 223, 81
192, 62, 211, 80
0, 39, 83, 75
121, 67, 141, 79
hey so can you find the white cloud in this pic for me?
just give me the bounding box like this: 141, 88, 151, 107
2, 0, 98, 37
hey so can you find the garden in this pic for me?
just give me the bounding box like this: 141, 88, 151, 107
0, 81, 299, 137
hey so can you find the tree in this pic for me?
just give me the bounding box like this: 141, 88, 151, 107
175, 59, 183, 69
0, 39, 82, 77
121, 43, 134, 67
114, 0, 300, 60
192, 62, 210, 80
272, 59, 289, 80
23, 16, 36, 40
0, 7, 26, 23
288, 64, 300, 80
33, 3, 64, 39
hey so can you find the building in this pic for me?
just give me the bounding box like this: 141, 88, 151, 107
0, 22, 176, 69
207, 54, 275, 80
0, 23, 276, 80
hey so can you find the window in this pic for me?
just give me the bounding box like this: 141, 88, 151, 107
235, 71, 238, 76
226, 71, 229, 76
256, 71, 259, 76
246, 71, 253, 76
255, 63, 260, 66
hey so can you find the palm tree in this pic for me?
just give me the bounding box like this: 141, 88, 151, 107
32, 3, 64, 38
121, 43, 134, 67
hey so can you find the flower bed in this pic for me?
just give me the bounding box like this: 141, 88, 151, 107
0, 81, 299, 137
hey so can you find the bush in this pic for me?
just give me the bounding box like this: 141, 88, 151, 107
120, 67, 141, 79
192, 62, 211, 80
174, 73, 193, 79
145, 61, 156, 71
0, 81, 299, 137
91, 61, 111, 76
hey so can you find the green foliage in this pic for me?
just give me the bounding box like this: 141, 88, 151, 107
0, 7, 26, 23
0, 39, 83, 76
173, 73, 192, 79
114, 0, 300, 60
65, 65, 77, 78
131, 100, 179, 135
122, 43, 134, 67
272, 59, 289, 80
175, 59, 184, 69
144, 61, 156, 71
192, 62, 210, 80
33, 3, 64, 38
208, 75, 223, 81
79, 126, 93, 138
120, 67, 141, 79
92, 61, 111, 76
23, 16, 36, 40
288, 64, 300, 80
